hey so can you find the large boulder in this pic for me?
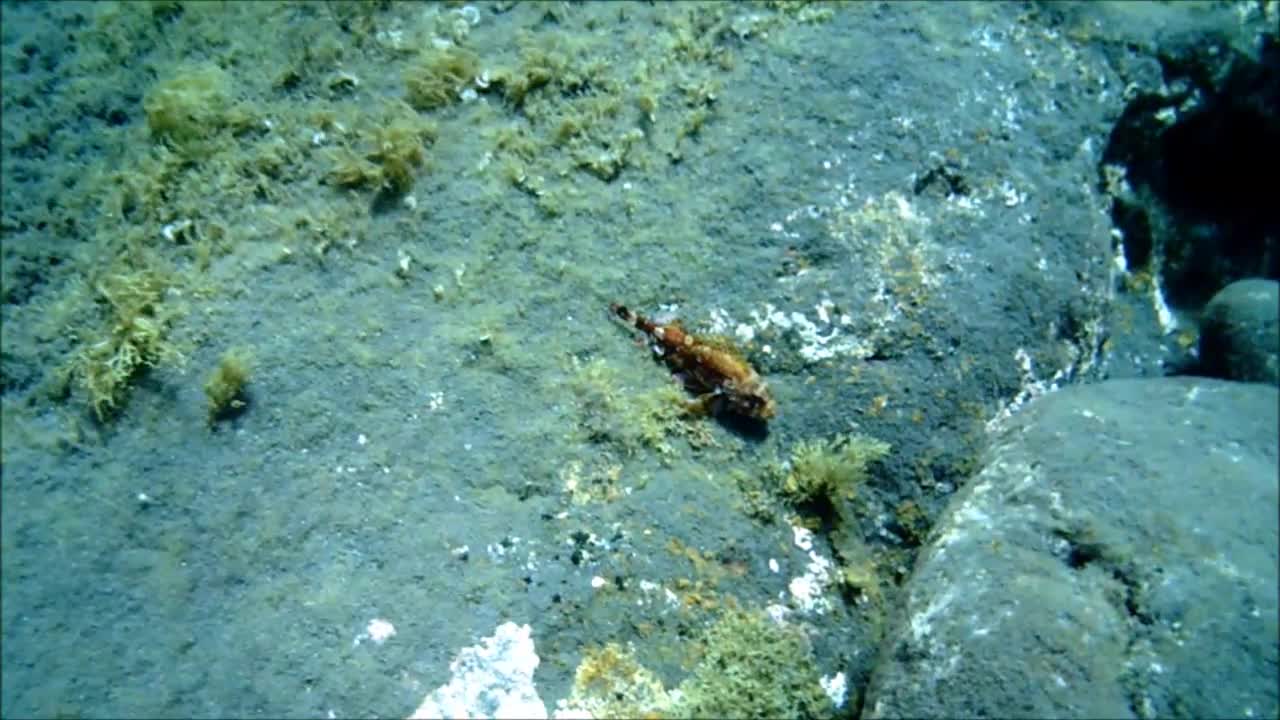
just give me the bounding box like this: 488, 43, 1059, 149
865, 377, 1279, 719
1199, 278, 1280, 387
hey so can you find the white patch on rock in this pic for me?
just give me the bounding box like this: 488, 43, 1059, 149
409, 622, 548, 719
792, 525, 814, 551
821, 672, 848, 708
788, 549, 836, 614
354, 618, 397, 647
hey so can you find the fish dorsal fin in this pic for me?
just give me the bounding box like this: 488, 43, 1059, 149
696, 334, 747, 361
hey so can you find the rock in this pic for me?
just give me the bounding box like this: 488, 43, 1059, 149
864, 377, 1278, 719
1199, 278, 1280, 386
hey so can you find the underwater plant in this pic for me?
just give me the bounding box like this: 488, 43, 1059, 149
204, 349, 250, 424
69, 266, 184, 420
783, 432, 890, 507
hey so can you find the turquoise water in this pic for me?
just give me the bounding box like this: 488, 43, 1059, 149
5, 2, 1269, 717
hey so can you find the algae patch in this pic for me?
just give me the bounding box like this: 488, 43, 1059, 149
566, 357, 708, 459
674, 609, 835, 719
204, 349, 250, 424
326, 109, 437, 196
404, 45, 479, 111
557, 610, 834, 719
783, 433, 891, 508
556, 643, 674, 719
66, 262, 186, 421
143, 64, 252, 154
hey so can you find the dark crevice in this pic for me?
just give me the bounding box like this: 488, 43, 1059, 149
1100, 33, 1280, 310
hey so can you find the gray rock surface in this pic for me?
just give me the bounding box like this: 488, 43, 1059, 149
1200, 278, 1280, 387
865, 377, 1279, 719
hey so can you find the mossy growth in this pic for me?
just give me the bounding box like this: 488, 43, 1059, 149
493, 40, 568, 108
783, 432, 890, 509
558, 457, 629, 506
732, 467, 780, 525
567, 358, 647, 453
404, 45, 479, 111
367, 121, 431, 194
143, 64, 250, 153
566, 358, 709, 459
328, 111, 436, 195
204, 349, 251, 424
892, 498, 931, 548
326, 148, 383, 191
832, 538, 888, 612
557, 610, 833, 719
671, 609, 834, 719
558, 643, 674, 718
69, 264, 185, 421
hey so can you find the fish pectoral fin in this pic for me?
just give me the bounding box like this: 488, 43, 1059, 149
683, 392, 719, 417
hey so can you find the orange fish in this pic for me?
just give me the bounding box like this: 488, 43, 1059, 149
611, 303, 777, 421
